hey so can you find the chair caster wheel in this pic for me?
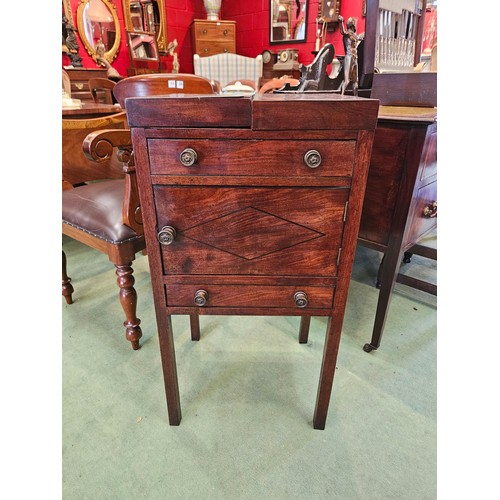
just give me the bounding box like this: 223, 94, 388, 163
363, 343, 377, 353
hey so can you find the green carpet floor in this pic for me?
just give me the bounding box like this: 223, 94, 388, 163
62, 233, 437, 499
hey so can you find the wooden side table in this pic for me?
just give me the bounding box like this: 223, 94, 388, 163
125, 93, 379, 429
358, 105, 437, 352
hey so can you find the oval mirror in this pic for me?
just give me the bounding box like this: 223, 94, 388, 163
77, 0, 121, 64
270, 0, 308, 44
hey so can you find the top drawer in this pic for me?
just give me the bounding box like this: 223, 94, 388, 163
193, 21, 235, 41
148, 139, 356, 178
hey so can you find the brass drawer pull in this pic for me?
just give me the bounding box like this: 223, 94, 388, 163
223, 48, 228, 53
179, 148, 198, 166
202, 29, 208, 34
423, 201, 437, 218
223, 29, 228, 36
194, 289, 208, 306
304, 150, 322, 169
203, 48, 209, 53
293, 291, 308, 308
157, 226, 177, 245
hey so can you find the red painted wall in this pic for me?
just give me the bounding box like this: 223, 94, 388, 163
63, 0, 365, 77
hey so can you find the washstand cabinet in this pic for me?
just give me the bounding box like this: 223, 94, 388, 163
125, 93, 379, 429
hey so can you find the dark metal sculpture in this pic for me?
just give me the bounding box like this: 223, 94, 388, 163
338, 15, 364, 95
62, 15, 83, 68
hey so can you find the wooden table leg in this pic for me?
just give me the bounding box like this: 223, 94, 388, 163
313, 316, 343, 430
363, 245, 403, 353
298, 316, 311, 344
158, 313, 182, 425
190, 314, 200, 341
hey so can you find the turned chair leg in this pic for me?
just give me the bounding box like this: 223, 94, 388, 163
115, 263, 142, 350
62, 251, 74, 304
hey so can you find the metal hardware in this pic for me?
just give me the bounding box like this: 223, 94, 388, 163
343, 201, 349, 222
157, 226, 176, 245
223, 29, 228, 36
179, 148, 198, 167
293, 291, 308, 308
203, 48, 208, 53
337, 247, 342, 267
223, 48, 228, 53
202, 29, 207, 34
304, 150, 322, 168
194, 289, 208, 306
423, 201, 437, 218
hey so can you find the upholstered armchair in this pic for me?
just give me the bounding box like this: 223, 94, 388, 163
193, 53, 263, 89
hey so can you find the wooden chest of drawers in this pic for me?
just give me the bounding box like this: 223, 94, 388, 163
126, 93, 379, 429
191, 19, 236, 56
65, 68, 108, 101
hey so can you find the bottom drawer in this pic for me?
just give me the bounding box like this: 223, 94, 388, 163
165, 283, 335, 310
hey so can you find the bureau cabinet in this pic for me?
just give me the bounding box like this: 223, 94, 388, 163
126, 93, 379, 429
191, 19, 236, 56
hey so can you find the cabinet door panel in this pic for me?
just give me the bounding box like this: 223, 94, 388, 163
153, 186, 349, 276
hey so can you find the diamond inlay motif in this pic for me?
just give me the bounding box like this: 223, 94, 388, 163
181, 207, 325, 260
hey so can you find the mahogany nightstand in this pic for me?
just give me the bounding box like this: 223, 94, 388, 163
125, 93, 379, 429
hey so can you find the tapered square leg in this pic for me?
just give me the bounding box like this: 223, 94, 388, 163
313, 316, 343, 430
157, 313, 182, 425
190, 314, 200, 341
298, 316, 311, 344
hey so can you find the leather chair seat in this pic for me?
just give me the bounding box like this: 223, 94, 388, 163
62, 180, 142, 244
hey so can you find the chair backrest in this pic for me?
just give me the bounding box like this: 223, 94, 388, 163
62, 112, 129, 187
113, 73, 216, 107
193, 53, 263, 89
88, 77, 117, 104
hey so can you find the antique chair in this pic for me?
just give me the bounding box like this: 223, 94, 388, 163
88, 77, 117, 104
193, 53, 263, 89
112, 73, 216, 105
62, 111, 145, 350
63, 74, 216, 350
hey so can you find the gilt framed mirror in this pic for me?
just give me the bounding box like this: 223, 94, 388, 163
76, 0, 121, 64
62, 0, 74, 25
319, 0, 341, 23
270, 0, 308, 44
122, 0, 168, 54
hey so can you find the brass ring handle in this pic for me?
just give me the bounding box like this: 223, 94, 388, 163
157, 226, 176, 245
293, 291, 308, 308
194, 289, 208, 306
423, 201, 437, 218
304, 150, 322, 169
179, 148, 198, 167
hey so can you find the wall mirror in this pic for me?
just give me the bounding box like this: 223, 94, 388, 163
77, 0, 121, 64
62, 0, 74, 25
270, 0, 308, 44
122, 0, 168, 54
318, 0, 341, 23
127, 32, 160, 61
